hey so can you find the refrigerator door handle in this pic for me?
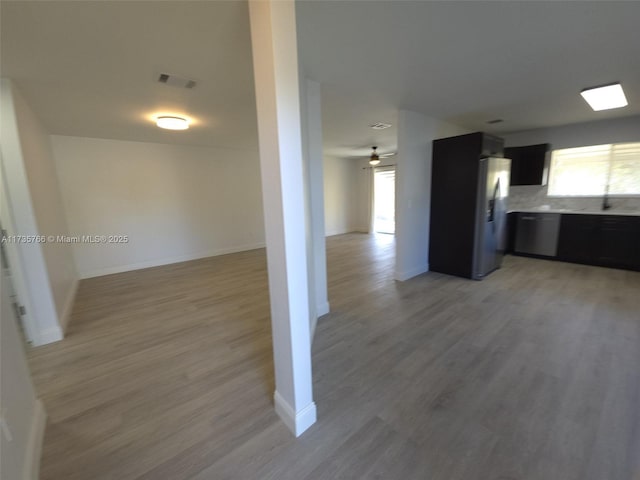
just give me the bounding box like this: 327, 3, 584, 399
488, 177, 500, 225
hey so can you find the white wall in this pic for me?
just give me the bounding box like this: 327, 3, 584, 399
395, 109, 470, 281
503, 114, 640, 150
11, 86, 78, 331
51, 135, 265, 278
504, 115, 640, 213
323, 155, 359, 236
1, 78, 68, 344
0, 274, 46, 480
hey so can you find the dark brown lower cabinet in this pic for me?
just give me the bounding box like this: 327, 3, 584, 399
557, 215, 600, 264
598, 216, 640, 270
557, 214, 640, 271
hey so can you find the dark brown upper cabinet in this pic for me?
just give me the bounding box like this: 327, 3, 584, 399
505, 143, 551, 186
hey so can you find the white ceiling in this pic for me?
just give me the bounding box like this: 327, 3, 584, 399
2, 1, 639, 158
319, 83, 399, 158
298, 0, 640, 157
0, 1, 258, 149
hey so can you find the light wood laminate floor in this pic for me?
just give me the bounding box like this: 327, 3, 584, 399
28, 233, 640, 480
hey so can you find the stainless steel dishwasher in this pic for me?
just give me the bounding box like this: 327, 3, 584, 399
514, 212, 561, 257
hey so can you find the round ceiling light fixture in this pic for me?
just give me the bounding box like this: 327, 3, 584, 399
156, 115, 190, 130
369, 146, 381, 166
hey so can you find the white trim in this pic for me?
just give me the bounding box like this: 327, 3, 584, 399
1, 79, 63, 347
59, 278, 78, 333
37, 326, 63, 345
395, 263, 428, 282
325, 229, 356, 237
1, 146, 40, 346
23, 399, 46, 480
273, 391, 317, 437
78, 243, 266, 279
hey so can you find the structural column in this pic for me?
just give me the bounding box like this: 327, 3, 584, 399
248, 0, 316, 436
302, 79, 329, 325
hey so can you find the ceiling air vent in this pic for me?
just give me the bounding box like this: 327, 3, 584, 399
158, 73, 196, 89
487, 119, 503, 124
369, 122, 392, 130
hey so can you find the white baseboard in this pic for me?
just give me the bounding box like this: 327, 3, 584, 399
79, 243, 266, 279
395, 263, 428, 282
23, 399, 46, 480
37, 326, 63, 345
325, 229, 356, 237
316, 301, 330, 317
59, 278, 79, 333
273, 391, 317, 437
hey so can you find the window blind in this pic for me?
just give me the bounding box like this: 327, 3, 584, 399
548, 142, 640, 196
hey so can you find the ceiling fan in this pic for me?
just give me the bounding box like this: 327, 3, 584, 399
369, 146, 396, 166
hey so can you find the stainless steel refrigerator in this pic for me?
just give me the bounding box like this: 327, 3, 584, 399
472, 157, 511, 279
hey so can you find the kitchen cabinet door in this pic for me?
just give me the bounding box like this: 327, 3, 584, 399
505, 144, 550, 186
557, 214, 640, 271
557, 214, 600, 264
481, 133, 505, 158
597, 216, 640, 270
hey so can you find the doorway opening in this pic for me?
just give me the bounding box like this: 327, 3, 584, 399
373, 166, 396, 234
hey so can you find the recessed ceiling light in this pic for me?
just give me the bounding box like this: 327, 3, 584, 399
580, 83, 628, 111
156, 115, 190, 130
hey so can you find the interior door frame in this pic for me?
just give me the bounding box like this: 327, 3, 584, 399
372, 165, 397, 235
0, 152, 39, 344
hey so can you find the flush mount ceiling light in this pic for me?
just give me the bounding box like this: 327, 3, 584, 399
156, 115, 190, 130
369, 146, 381, 166
580, 83, 628, 111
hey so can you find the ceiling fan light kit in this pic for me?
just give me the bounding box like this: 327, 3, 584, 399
369, 146, 381, 166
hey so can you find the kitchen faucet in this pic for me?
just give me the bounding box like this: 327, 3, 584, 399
602, 185, 612, 210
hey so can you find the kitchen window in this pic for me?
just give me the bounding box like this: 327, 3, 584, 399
548, 142, 640, 196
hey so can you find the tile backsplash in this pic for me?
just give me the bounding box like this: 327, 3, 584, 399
508, 185, 640, 213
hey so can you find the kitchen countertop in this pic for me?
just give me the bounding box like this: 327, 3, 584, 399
509, 208, 640, 217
